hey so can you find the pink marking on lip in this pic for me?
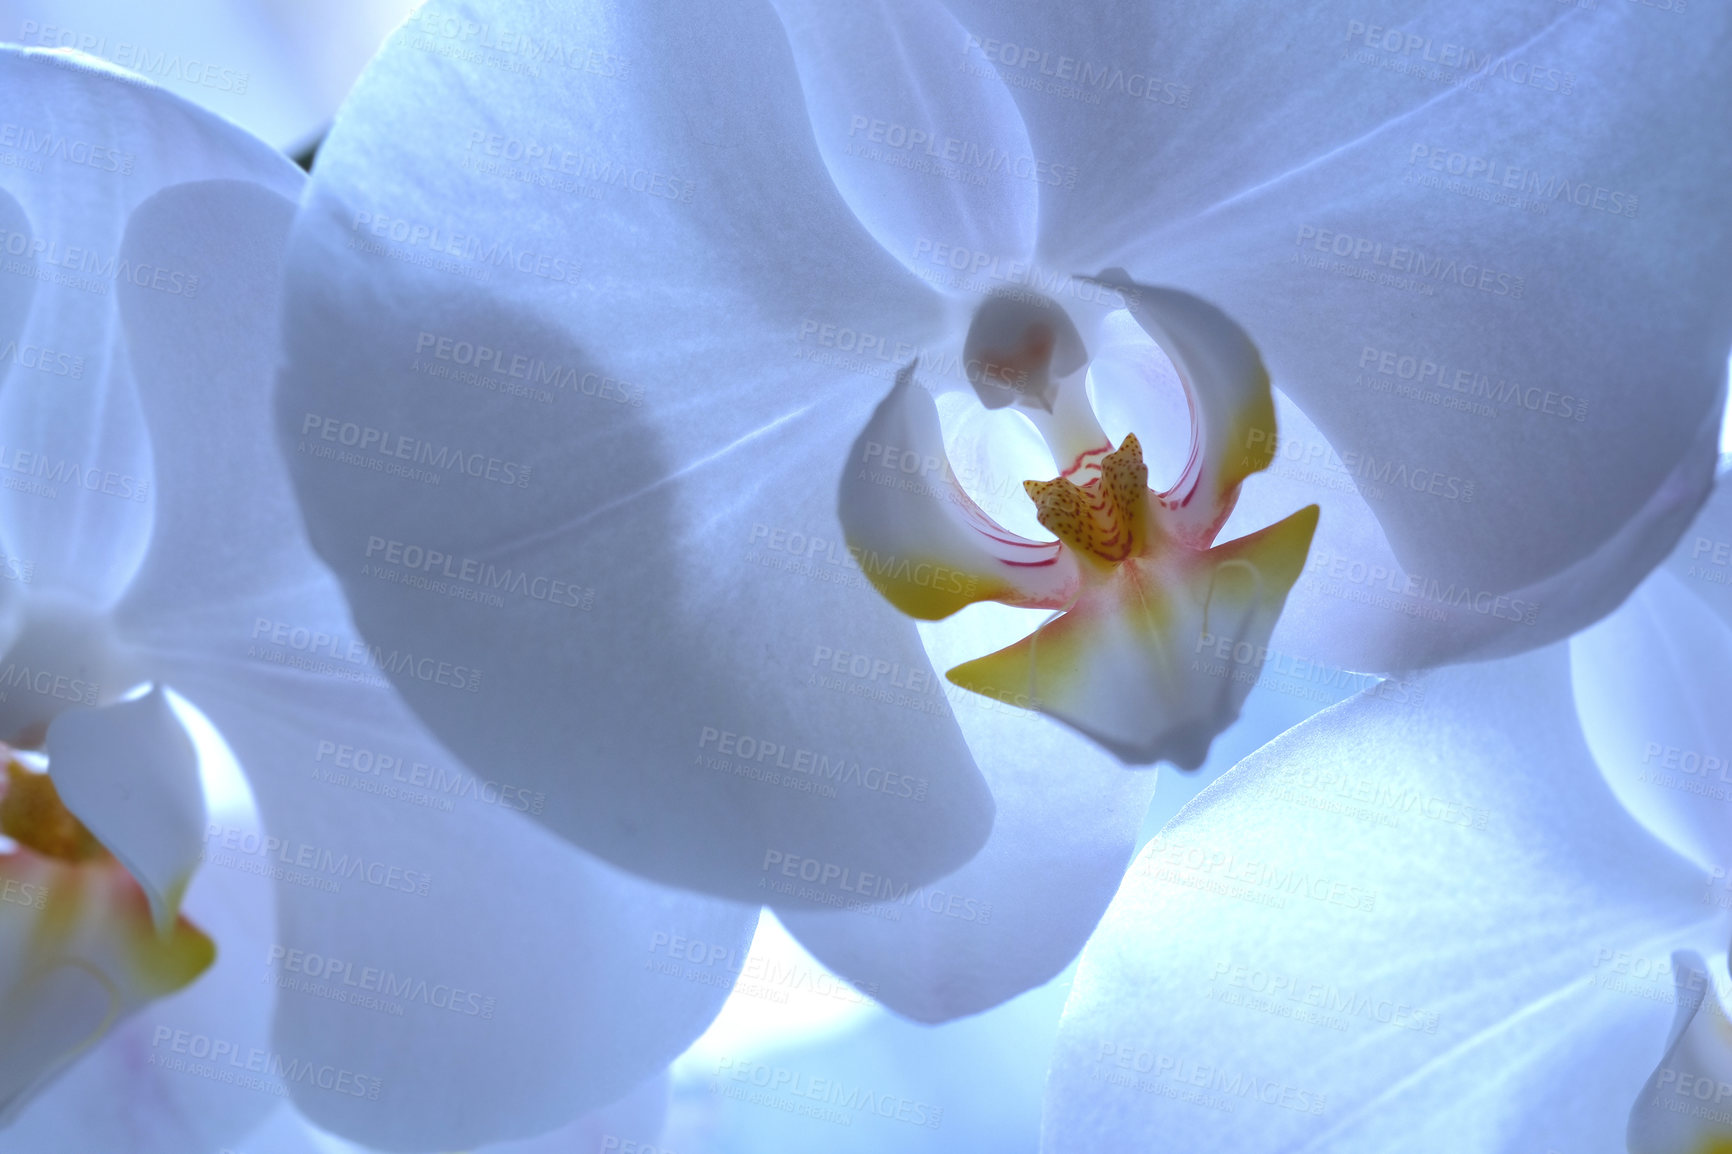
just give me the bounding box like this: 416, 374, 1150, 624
1061, 443, 1113, 479
952, 482, 1065, 563
1159, 389, 1204, 510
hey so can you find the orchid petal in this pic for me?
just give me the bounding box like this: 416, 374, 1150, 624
1626, 951, 1732, 1154
768, 0, 1038, 281
777, 598, 1336, 1024
43, 686, 204, 933
51, 98, 757, 1146
0, 47, 301, 606
1045, 646, 1711, 1151
945, 3, 1570, 268
1087, 274, 1276, 549
1230, 386, 1720, 673
237, 1071, 669, 1154
159, 639, 756, 1151
950, 502, 1316, 767
0, 0, 420, 150
1665, 468, 1732, 632
1154, 13, 1732, 621
839, 362, 1077, 619
469, 1072, 670, 1154
140, 612, 730, 1144
781, 600, 1156, 1021
277, 0, 996, 904
1573, 571, 1732, 874
0, 186, 37, 376
110, 178, 305, 635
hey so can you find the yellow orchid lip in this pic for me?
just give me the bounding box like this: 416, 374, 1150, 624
838, 278, 1318, 767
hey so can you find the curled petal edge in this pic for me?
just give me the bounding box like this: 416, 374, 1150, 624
838, 361, 1080, 620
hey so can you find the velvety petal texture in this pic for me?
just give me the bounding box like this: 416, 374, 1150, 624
277, 0, 998, 905
2, 49, 754, 1150
97, 175, 757, 1149
1574, 568, 1732, 873
237, 1073, 670, 1153
180, 665, 755, 1151
1231, 386, 1721, 674
0, 47, 304, 1142
1, 0, 420, 149
0, 50, 302, 612
1572, 467, 1732, 874
1664, 468, 1732, 632
781, 601, 1156, 1021
0, 188, 34, 363
768, 0, 1038, 280
109, 178, 306, 625
1045, 646, 1713, 1152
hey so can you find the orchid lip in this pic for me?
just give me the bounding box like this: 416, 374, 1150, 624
840, 280, 1318, 767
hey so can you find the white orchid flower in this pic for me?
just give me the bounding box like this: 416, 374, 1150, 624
0, 0, 421, 150
0, 47, 756, 1153
1042, 465, 1732, 1152
274, 0, 1731, 1026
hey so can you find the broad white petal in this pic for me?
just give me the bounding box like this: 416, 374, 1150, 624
940, 1, 1559, 269
110, 178, 306, 635
1574, 572, 1732, 873
782, 600, 1156, 1021
0, 0, 420, 149
1665, 467, 1732, 631
0, 47, 300, 605
44, 686, 204, 932
77, 113, 753, 1146
162, 641, 756, 1151
0, 186, 36, 375
768, 0, 1038, 282
1045, 646, 1714, 1152
1230, 386, 1720, 673
236, 1071, 669, 1154
278, 0, 996, 904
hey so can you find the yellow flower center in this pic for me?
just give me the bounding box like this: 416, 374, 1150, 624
0, 760, 108, 863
